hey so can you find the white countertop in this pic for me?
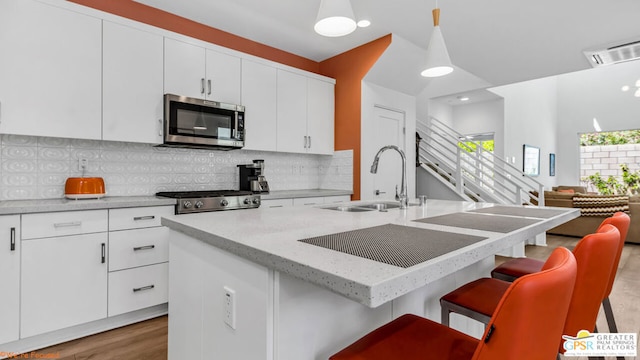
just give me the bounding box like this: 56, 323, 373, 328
0, 196, 176, 215
161, 199, 579, 307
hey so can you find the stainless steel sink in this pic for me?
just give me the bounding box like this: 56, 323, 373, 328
358, 202, 401, 210
323, 201, 417, 212
323, 205, 375, 212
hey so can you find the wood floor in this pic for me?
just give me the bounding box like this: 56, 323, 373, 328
33, 234, 639, 360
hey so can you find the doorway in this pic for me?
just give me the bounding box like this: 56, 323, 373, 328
365, 105, 406, 201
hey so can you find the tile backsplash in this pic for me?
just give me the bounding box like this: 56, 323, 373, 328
0, 134, 353, 200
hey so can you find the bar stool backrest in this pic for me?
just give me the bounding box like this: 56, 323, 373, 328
560, 223, 620, 352
471, 247, 577, 360
596, 212, 630, 298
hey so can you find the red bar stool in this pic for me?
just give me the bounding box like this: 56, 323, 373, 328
491, 212, 630, 335
439, 224, 620, 357
329, 247, 577, 360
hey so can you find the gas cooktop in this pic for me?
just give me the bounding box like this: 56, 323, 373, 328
156, 190, 260, 214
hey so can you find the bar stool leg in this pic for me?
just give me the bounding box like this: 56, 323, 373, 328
603, 297, 619, 333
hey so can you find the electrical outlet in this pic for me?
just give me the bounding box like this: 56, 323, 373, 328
78, 158, 88, 171
223, 286, 236, 329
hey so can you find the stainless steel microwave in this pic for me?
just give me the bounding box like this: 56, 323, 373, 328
163, 94, 245, 150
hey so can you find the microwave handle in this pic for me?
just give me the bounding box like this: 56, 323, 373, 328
234, 112, 239, 139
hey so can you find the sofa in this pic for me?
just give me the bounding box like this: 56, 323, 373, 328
539, 186, 639, 244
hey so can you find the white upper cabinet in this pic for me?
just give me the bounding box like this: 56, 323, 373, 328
277, 70, 335, 155
205, 49, 242, 104
0, 0, 102, 140
277, 70, 308, 153
164, 38, 241, 104
241, 60, 277, 151
307, 78, 335, 155
103, 21, 164, 144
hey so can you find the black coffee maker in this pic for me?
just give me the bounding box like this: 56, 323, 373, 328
237, 159, 270, 194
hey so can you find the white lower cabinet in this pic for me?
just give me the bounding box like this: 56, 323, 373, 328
260, 198, 294, 208
12, 205, 171, 344
108, 262, 169, 317
263, 195, 351, 208
0, 215, 20, 344
21, 232, 108, 338
107, 206, 171, 317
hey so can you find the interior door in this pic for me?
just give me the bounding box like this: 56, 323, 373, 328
369, 106, 406, 200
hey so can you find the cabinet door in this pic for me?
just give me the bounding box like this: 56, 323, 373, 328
164, 38, 206, 99
205, 49, 241, 104
276, 70, 308, 154
103, 21, 164, 144
0, 0, 102, 140
241, 60, 277, 151
21, 233, 108, 338
0, 215, 20, 344
307, 78, 335, 155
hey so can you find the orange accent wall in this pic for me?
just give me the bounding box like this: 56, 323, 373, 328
320, 35, 392, 200
68, 0, 319, 73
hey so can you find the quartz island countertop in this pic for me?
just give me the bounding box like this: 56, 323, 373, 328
161, 199, 579, 307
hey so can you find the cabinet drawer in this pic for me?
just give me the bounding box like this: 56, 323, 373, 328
108, 262, 168, 317
22, 210, 107, 239
109, 206, 174, 231
261, 198, 293, 208
293, 197, 325, 206
109, 227, 169, 271
323, 195, 351, 204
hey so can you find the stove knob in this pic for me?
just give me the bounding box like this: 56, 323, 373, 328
243, 198, 251, 205
195, 201, 204, 209
220, 199, 229, 207
183, 201, 192, 209
253, 198, 260, 205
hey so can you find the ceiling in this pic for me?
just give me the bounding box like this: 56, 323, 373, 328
135, 0, 640, 90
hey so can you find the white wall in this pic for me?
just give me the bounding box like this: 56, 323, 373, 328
451, 99, 505, 160
490, 76, 559, 190
556, 60, 640, 186
361, 81, 417, 201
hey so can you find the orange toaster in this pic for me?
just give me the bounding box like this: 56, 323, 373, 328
65, 177, 106, 199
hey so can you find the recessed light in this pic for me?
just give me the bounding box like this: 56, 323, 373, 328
635, 89, 640, 98
357, 20, 371, 27
457, 96, 469, 101
622, 85, 630, 92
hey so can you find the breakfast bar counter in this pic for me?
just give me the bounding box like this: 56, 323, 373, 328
162, 199, 578, 360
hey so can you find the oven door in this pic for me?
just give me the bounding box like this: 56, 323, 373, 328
164, 94, 244, 149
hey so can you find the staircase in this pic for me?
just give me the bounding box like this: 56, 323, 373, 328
417, 117, 545, 206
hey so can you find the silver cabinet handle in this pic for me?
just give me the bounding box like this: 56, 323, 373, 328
201, 78, 205, 94
207, 79, 212, 95
133, 285, 155, 293
101, 243, 106, 264
374, 190, 386, 195
304, 136, 308, 148
158, 118, 163, 137
133, 215, 155, 221
10, 227, 15, 251
308, 136, 311, 149
133, 245, 155, 251
54, 221, 82, 228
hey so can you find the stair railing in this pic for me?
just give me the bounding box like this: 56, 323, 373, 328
417, 116, 545, 206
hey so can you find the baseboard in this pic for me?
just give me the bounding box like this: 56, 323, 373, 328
0, 304, 168, 359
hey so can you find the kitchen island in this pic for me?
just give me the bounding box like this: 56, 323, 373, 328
162, 199, 578, 360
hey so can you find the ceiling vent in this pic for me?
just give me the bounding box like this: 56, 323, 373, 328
584, 39, 640, 67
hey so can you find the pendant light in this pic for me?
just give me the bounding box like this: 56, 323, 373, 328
421, 5, 454, 77
314, 0, 357, 37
